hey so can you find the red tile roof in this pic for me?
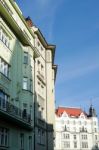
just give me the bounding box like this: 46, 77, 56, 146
56, 107, 86, 117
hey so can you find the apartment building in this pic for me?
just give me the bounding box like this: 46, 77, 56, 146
25, 17, 57, 150
55, 106, 99, 150
0, 1, 57, 150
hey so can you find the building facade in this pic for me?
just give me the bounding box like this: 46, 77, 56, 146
0, 0, 57, 150
55, 106, 99, 150
25, 17, 57, 150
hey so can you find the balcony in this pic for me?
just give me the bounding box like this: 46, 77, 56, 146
35, 117, 46, 129
0, 100, 33, 130
47, 123, 54, 132
37, 71, 46, 85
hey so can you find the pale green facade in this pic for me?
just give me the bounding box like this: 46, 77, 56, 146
0, 0, 57, 150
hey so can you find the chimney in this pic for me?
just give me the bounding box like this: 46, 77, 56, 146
25, 16, 33, 27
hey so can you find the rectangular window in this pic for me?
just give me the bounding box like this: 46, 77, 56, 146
62, 141, 70, 148
74, 141, 77, 148
41, 130, 45, 145
24, 52, 28, 64
0, 90, 9, 110
37, 129, 41, 144
62, 133, 70, 139
0, 128, 9, 147
20, 133, 24, 150
95, 135, 97, 140
82, 142, 88, 148
41, 64, 44, 74
94, 128, 97, 132
23, 103, 27, 118
66, 134, 70, 139
30, 79, 32, 92
29, 136, 32, 150
23, 77, 28, 90
74, 135, 76, 139
0, 58, 9, 77
82, 134, 87, 140
37, 60, 40, 72
0, 28, 10, 49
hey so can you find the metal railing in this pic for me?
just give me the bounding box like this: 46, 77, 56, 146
35, 117, 46, 129
0, 99, 31, 124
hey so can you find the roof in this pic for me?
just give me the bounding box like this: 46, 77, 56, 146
56, 107, 86, 117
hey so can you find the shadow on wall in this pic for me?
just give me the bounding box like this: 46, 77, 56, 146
92, 145, 99, 150
10, 37, 54, 150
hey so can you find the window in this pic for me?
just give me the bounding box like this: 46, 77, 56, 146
30, 79, 32, 92
95, 135, 97, 140
73, 120, 76, 125
41, 85, 44, 95
37, 129, 45, 145
20, 133, 24, 150
23, 103, 27, 118
94, 128, 97, 132
62, 141, 70, 148
41, 65, 44, 74
37, 60, 40, 72
0, 90, 9, 110
94, 121, 96, 125
74, 135, 76, 140
0, 28, 10, 49
74, 141, 77, 148
63, 133, 70, 139
37, 129, 41, 144
29, 136, 32, 150
23, 77, 28, 90
82, 142, 88, 148
41, 46, 43, 51
37, 41, 40, 47
0, 58, 9, 77
82, 134, 87, 140
0, 128, 9, 147
41, 130, 45, 145
24, 52, 28, 64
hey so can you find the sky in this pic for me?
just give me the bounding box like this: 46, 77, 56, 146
16, 0, 99, 116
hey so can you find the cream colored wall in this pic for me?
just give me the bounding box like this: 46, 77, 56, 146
4, 0, 35, 46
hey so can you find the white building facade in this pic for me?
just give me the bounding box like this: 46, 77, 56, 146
55, 106, 99, 150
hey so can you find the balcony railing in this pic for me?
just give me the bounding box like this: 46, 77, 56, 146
35, 117, 46, 129
0, 99, 32, 129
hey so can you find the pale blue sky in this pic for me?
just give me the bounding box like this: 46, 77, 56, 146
16, 0, 99, 115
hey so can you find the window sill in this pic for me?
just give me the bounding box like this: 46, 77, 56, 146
37, 143, 45, 146
22, 89, 33, 94
0, 72, 11, 82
